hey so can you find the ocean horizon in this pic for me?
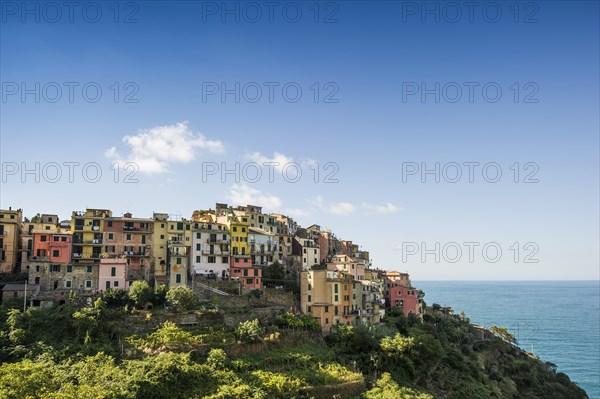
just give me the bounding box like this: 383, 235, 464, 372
415, 280, 600, 399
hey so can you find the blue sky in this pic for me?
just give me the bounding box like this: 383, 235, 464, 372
1, 1, 598, 280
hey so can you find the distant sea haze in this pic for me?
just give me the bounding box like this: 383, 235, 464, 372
415, 280, 600, 399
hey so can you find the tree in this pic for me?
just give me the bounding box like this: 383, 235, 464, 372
102, 288, 129, 307
165, 286, 199, 312
363, 372, 433, 399
206, 348, 228, 370
235, 319, 264, 343
128, 281, 154, 308
263, 261, 285, 288
154, 284, 168, 306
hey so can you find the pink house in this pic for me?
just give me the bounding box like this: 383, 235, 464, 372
32, 231, 71, 264
230, 256, 262, 288
99, 258, 128, 291
384, 272, 422, 316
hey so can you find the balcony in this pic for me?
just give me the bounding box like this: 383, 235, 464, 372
123, 226, 152, 232
84, 239, 103, 245
124, 251, 148, 257
202, 249, 230, 256
206, 238, 229, 244
73, 253, 82, 258
30, 256, 49, 261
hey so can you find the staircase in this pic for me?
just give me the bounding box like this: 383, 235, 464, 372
195, 282, 231, 297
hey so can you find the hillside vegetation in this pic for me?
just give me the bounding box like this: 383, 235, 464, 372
0, 287, 589, 399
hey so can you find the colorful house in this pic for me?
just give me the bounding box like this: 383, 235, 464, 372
99, 258, 128, 291
384, 271, 423, 316
152, 213, 169, 284
327, 254, 365, 281
191, 217, 231, 279
301, 268, 356, 332
103, 212, 153, 283
0, 208, 22, 273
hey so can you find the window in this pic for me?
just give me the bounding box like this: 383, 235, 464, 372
196, 233, 201, 239
160, 235, 165, 239
176, 257, 182, 264
176, 274, 181, 283
314, 249, 317, 254
40, 235, 47, 242
111, 267, 116, 277
35, 265, 40, 272
61, 237, 66, 242
161, 223, 165, 228
254, 269, 258, 276
208, 256, 216, 263
308, 283, 312, 290
196, 256, 201, 263
308, 295, 311, 302
186, 224, 190, 230
114, 281, 119, 288
244, 269, 248, 276
307, 306, 311, 313
106, 281, 111, 289
87, 265, 93, 273
51, 264, 61, 272
246, 278, 253, 285
108, 233, 114, 240
126, 234, 131, 240
85, 280, 92, 288
241, 227, 246, 233
196, 244, 201, 251
34, 277, 40, 284
325, 306, 329, 313
233, 227, 237, 232
107, 221, 112, 227
303, 248, 306, 254
52, 250, 60, 257
53, 236, 59, 242
177, 222, 183, 230
335, 306, 339, 316
223, 234, 227, 240
335, 295, 339, 302
334, 284, 338, 293
64, 280, 72, 288
325, 318, 329, 324
222, 257, 229, 263
67, 265, 73, 273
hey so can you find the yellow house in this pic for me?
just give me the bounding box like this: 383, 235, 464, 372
152, 213, 169, 284
217, 211, 250, 258
0, 208, 22, 273
301, 269, 355, 332
166, 217, 191, 287
71, 209, 112, 262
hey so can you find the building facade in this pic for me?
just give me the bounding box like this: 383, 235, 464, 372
0, 208, 22, 273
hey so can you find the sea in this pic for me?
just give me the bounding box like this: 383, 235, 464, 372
415, 281, 600, 399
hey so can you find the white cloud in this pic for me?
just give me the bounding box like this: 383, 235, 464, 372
361, 202, 403, 214
245, 151, 294, 172
313, 195, 357, 216
226, 184, 282, 210
313, 196, 402, 216
105, 122, 224, 174
283, 208, 312, 219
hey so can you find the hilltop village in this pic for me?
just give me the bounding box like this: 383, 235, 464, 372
0, 205, 422, 331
